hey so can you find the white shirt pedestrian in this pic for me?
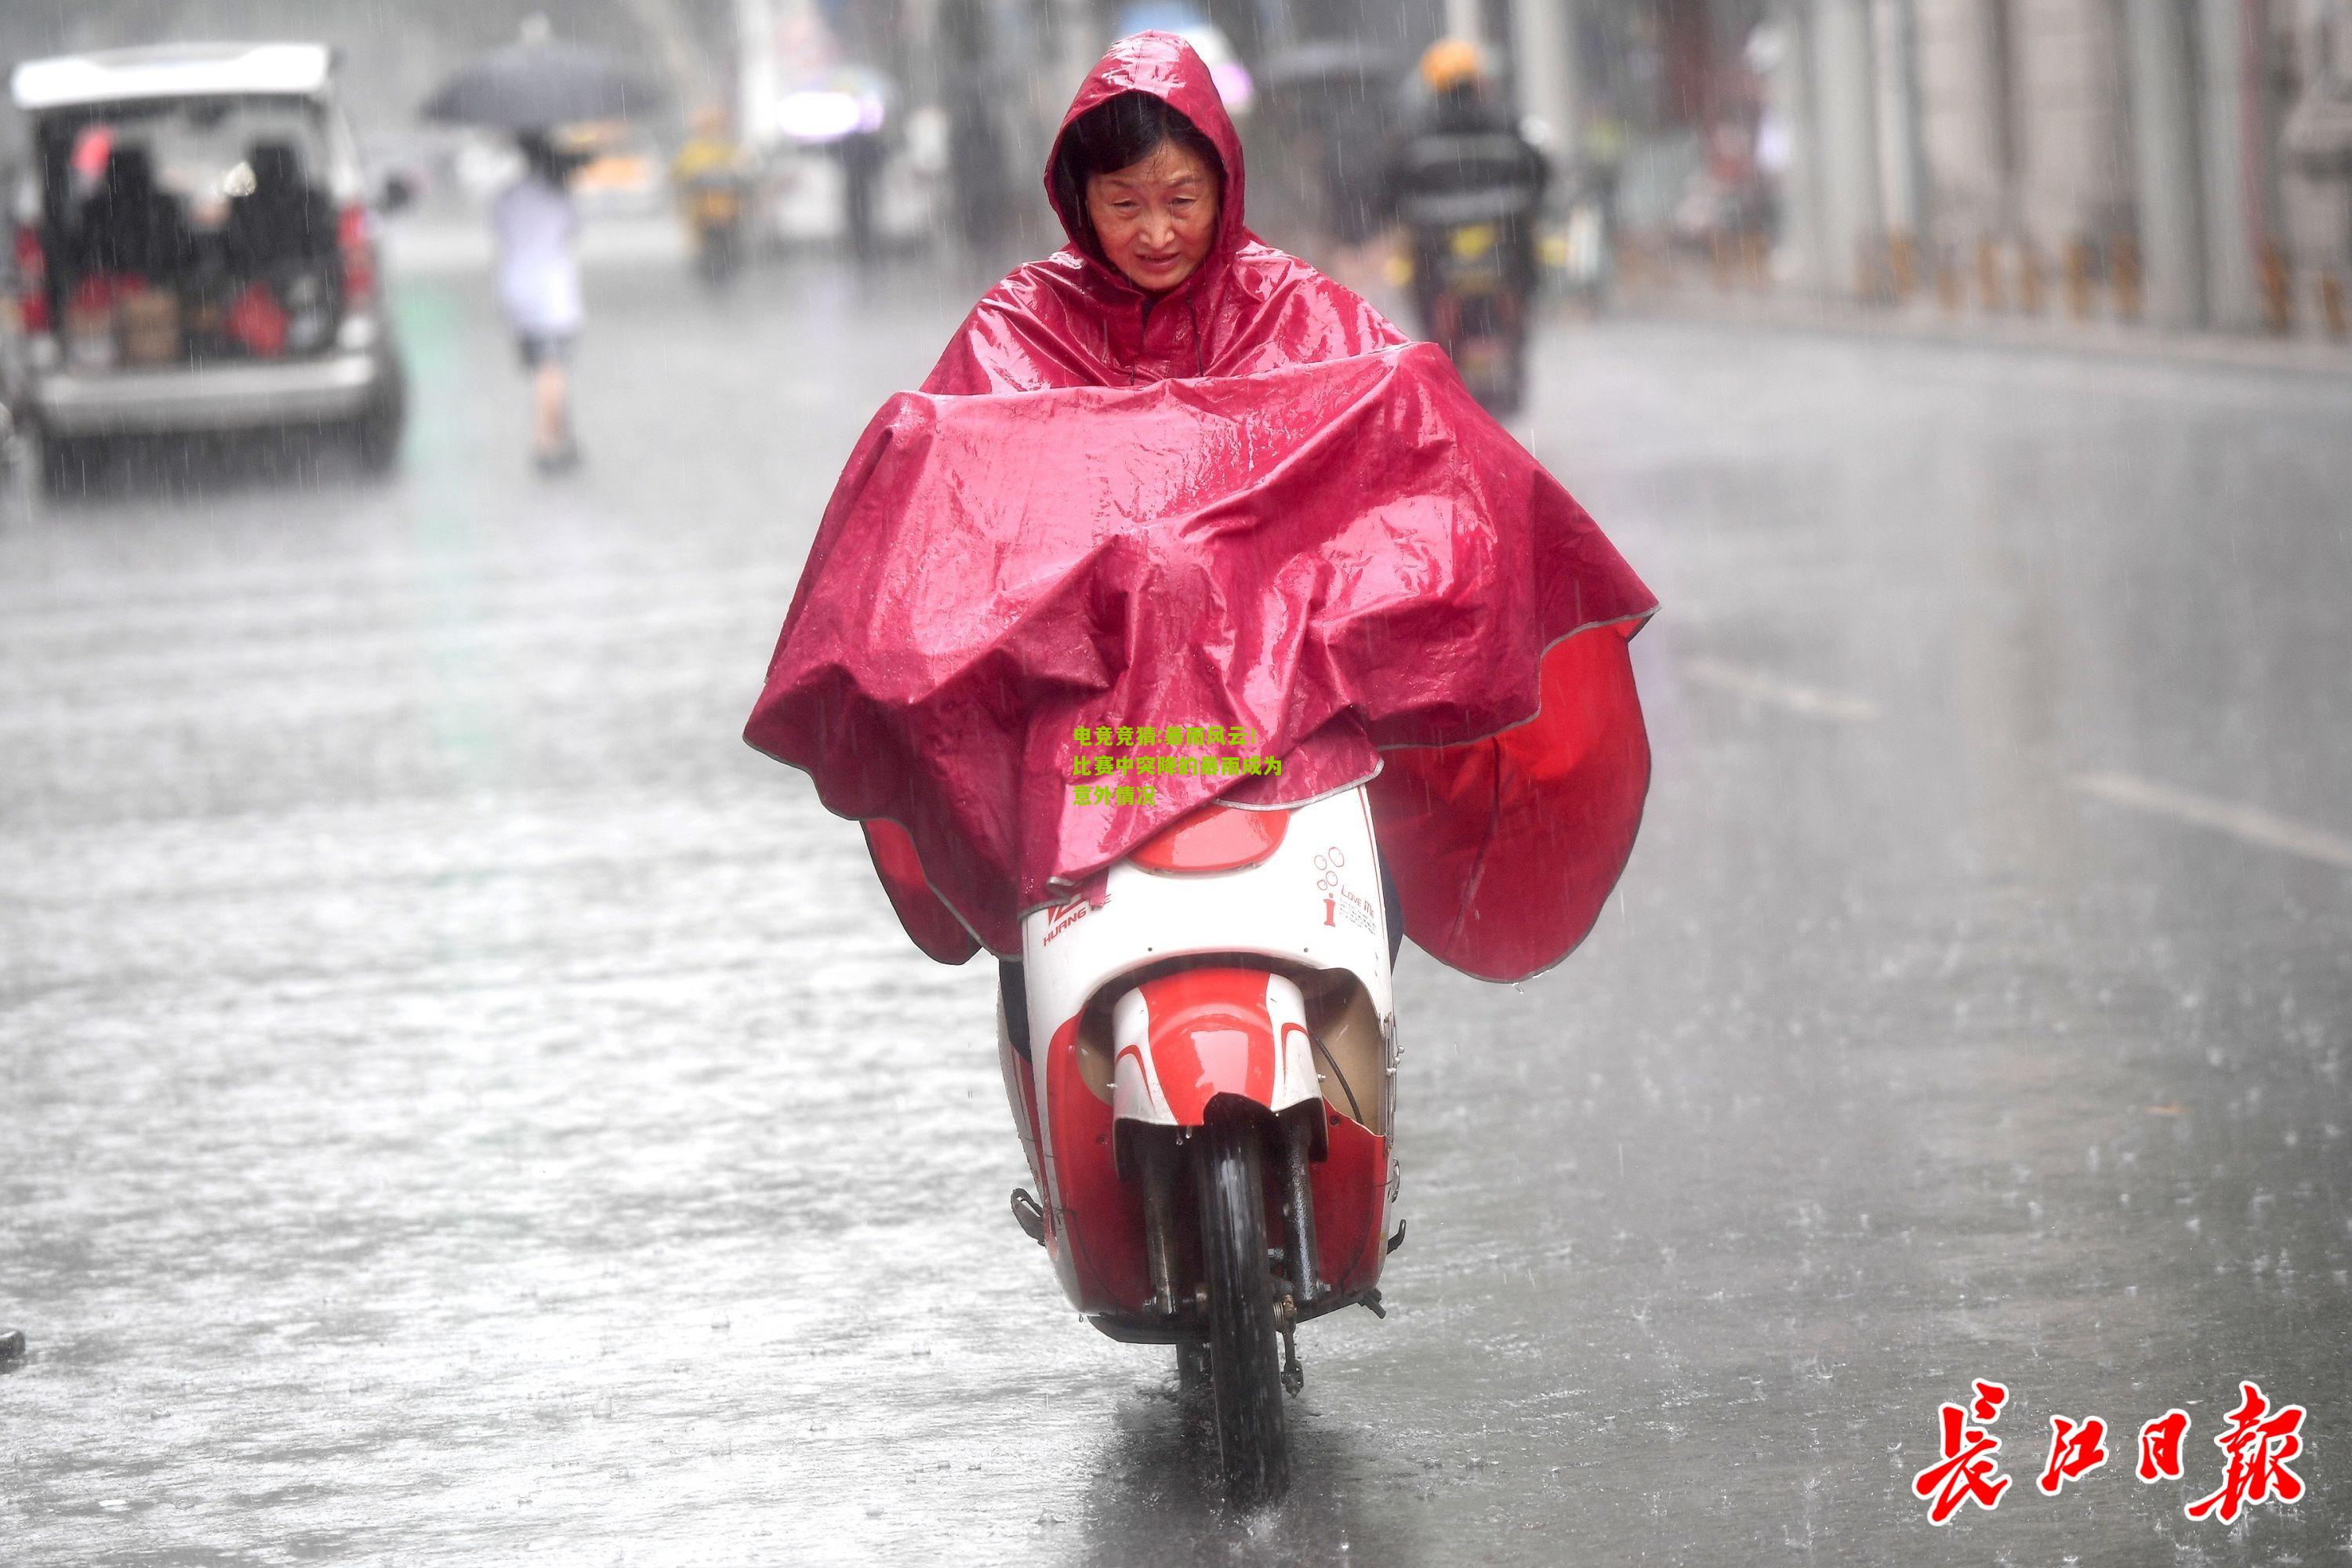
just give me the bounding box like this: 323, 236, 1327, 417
492, 172, 582, 339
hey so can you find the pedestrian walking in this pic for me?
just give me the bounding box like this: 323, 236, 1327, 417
492, 132, 583, 474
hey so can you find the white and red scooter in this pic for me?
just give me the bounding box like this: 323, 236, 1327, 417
997, 785, 1402, 1504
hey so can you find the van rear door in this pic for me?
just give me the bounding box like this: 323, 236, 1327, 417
33, 93, 358, 367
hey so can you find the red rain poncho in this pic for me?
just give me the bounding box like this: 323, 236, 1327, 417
746, 33, 1656, 982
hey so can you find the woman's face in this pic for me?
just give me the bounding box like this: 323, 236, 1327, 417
1084, 139, 1220, 293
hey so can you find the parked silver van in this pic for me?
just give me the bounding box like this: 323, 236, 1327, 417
6, 43, 407, 487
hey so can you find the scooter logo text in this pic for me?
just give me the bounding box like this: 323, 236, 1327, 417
1313, 847, 1378, 936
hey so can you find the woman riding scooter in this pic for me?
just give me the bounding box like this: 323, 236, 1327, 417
745, 32, 1655, 1501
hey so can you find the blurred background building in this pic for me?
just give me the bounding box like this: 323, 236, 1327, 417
1751, 0, 2352, 334
5, 0, 2348, 339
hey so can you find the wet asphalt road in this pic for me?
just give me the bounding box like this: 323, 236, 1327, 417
3, 223, 2350, 1566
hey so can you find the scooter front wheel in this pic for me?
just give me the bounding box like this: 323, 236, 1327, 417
1192, 1119, 1290, 1505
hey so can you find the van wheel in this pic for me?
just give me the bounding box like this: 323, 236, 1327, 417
350, 392, 405, 475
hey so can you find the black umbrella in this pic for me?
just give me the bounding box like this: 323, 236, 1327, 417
422, 36, 662, 130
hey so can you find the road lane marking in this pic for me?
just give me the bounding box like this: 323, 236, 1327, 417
2069, 771, 2352, 873
1682, 657, 1879, 723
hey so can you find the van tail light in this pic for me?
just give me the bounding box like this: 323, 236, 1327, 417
1130, 803, 1288, 874
13, 224, 49, 334
336, 203, 376, 310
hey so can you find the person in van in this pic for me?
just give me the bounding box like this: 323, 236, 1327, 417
74, 145, 194, 285
222, 140, 339, 358
223, 140, 335, 275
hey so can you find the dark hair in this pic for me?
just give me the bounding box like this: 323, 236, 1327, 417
1051, 92, 1222, 250
516, 131, 577, 188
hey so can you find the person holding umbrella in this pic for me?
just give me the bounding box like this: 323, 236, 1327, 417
422, 15, 659, 474
494, 132, 584, 474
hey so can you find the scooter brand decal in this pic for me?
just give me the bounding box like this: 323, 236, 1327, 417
1041, 894, 1095, 946
1313, 847, 1379, 938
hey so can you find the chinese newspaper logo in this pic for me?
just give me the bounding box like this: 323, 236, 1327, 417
2184, 1384, 2306, 1524
1912, 1379, 2305, 1527
1912, 1379, 2012, 1524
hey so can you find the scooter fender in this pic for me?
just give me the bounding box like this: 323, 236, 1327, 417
1109, 968, 1320, 1135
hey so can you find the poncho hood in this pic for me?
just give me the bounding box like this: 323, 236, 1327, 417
1042, 31, 1250, 284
